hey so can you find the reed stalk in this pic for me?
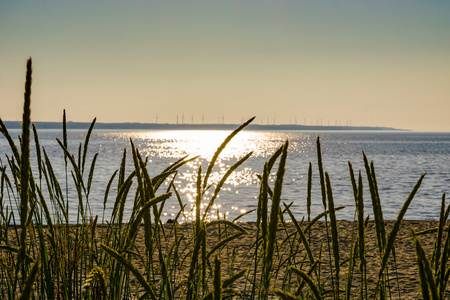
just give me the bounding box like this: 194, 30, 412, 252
262, 140, 288, 299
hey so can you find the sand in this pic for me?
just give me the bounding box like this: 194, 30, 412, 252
129, 219, 444, 298
3, 220, 445, 298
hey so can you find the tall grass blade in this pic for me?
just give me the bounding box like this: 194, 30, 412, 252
81, 118, 96, 174
202, 152, 252, 221
124, 192, 171, 252
213, 255, 222, 300
316, 137, 327, 211
363, 152, 386, 255
203, 117, 254, 189
356, 171, 367, 299
32, 124, 43, 185
411, 229, 439, 300
101, 244, 157, 300
284, 203, 314, 265
0, 121, 21, 165
378, 173, 426, 284
16, 58, 33, 292
304, 206, 346, 234
307, 162, 312, 222
202, 269, 248, 300
316, 137, 335, 293
294, 260, 319, 296
432, 193, 446, 275
86, 152, 98, 197
104, 170, 118, 209
273, 289, 299, 300
56, 138, 86, 193
325, 172, 340, 299
84, 266, 107, 300
262, 140, 288, 299
289, 267, 322, 300
207, 232, 245, 259
206, 220, 248, 234
18, 256, 40, 300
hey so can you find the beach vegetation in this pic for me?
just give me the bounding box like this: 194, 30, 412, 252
0, 59, 449, 299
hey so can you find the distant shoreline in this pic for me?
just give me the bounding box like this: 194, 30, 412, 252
2, 121, 406, 131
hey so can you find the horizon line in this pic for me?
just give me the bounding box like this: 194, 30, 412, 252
1, 120, 408, 131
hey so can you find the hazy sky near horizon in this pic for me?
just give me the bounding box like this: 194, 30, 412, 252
1, 1, 449, 131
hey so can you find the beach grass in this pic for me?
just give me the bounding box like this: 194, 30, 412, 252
0, 58, 449, 299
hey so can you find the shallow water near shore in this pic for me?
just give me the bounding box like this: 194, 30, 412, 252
1, 129, 449, 223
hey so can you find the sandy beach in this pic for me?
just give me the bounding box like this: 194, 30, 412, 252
1, 218, 447, 298
127, 219, 442, 298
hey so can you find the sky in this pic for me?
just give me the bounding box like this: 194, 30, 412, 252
1, 1, 449, 131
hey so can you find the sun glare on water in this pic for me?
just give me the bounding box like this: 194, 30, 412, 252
129, 130, 261, 160
111, 130, 277, 221
107, 130, 312, 222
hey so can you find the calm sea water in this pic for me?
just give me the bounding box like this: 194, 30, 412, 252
1, 129, 449, 222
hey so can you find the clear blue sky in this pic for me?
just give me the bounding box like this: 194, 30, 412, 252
1, 1, 449, 131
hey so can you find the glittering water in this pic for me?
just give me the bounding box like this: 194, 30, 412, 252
1, 129, 449, 222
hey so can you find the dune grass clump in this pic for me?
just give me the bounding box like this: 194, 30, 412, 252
0, 59, 449, 299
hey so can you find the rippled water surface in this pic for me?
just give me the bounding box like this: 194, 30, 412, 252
1, 129, 449, 222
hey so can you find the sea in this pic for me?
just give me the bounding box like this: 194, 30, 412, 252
1, 129, 449, 223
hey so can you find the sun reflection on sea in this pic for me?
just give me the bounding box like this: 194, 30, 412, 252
104, 130, 311, 222
130, 130, 255, 160
113, 130, 270, 222
111, 130, 293, 159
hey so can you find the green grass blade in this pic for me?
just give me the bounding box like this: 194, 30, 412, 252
86, 152, 98, 197
294, 260, 319, 296
222, 268, 248, 288
348, 161, 358, 202
203, 117, 254, 189
325, 172, 340, 299
273, 289, 299, 300
379, 173, 426, 281
411, 229, 439, 300
307, 162, 312, 222
124, 192, 171, 252
118, 148, 127, 187
63, 109, 68, 149
207, 232, 245, 259
363, 152, 386, 256
81, 118, 96, 174
213, 255, 222, 300
18, 256, 40, 300
17, 58, 32, 282
432, 193, 446, 274
304, 206, 346, 235
104, 169, 118, 209
0, 120, 21, 165
206, 220, 248, 233
316, 137, 327, 211
260, 162, 269, 244
101, 244, 157, 300
289, 267, 322, 300
266, 144, 283, 173
85, 266, 107, 299
32, 124, 43, 183
202, 269, 248, 300
202, 151, 252, 221
262, 140, 288, 299
284, 203, 314, 265
357, 170, 367, 299
56, 138, 86, 194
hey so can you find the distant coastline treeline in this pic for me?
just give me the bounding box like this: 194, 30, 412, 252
2, 121, 404, 131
